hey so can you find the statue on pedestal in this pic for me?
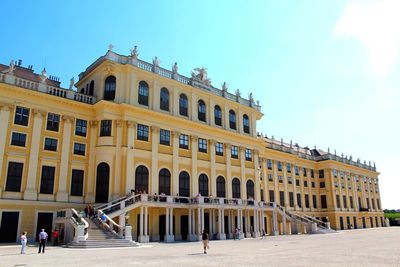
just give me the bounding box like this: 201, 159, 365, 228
130, 45, 139, 59
69, 77, 75, 90
172, 62, 178, 74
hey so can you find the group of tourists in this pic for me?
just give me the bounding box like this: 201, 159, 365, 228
84, 204, 94, 218
20, 228, 63, 254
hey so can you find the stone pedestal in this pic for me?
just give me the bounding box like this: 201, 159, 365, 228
138, 235, 149, 243
124, 225, 132, 241
164, 235, 175, 243
217, 233, 226, 240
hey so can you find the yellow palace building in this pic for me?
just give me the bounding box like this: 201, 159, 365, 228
0, 46, 384, 245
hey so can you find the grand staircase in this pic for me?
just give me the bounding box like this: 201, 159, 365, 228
66, 218, 138, 248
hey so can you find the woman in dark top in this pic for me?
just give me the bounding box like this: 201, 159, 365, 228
202, 229, 209, 254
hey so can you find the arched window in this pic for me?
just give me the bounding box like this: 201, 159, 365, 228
199, 174, 209, 196
229, 110, 236, 130
179, 171, 190, 197
89, 80, 94, 96
95, 162, 110, 203
85, 84, 89, 95
80, 88, 84, 94
246, 180, 254, 199
214, 105, 222, 126
232, 178, 241, 199
179, 94, 188, 116
138, 81, 149, 106
158, 168, 171, 195
216, 176, 226, 198
198, 100, 206, 122
135, 165, 149, 193
160, 87, 169, 111
104, 75, 116, 100
243, 114, 250, 134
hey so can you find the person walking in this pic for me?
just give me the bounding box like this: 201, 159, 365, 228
202, 229, 209, 254
52, 229, 59, 246
20, 232, 27, 254
38, 229, 48, 254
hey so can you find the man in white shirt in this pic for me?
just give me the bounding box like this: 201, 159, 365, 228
38, 229, 48, 253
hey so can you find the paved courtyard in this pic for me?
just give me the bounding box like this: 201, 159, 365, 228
0, 228, 399, 267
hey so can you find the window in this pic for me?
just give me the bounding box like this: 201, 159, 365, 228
304, 194, 309, 208
320, 182, 325, 188
286, 163, 291, 173
277, 161, 282, 171
336, 195, 341, 208
267, 159, 272, 170
160, 129, 170, 145
297, 193, 302, 208
229, 110, 236, 130
310, 169, 315, 178
269, 190, 275, 202
231, 145, 238, 158
312, 195, 317, 209
295, 166, 299, 175
243, 114, 250, 133
70, 169, 84, 196
216, 142, 223, 156
246, 180, 254, 199
73, 143, 86, 156
179, 134, 189, 149
100, 120, 112, 136
179, 94, 188, 116
198, 100, 206, 122
198, 138, 207, 153
288, 177, 293, 184
303, 167, 307, 177
319, 169, 325, 178
199, 174, 209, 196
44, 138, 57, 151
245, 149, 252, 161
104, 75, 116, 100
214, 105, 222, 126
289, 192, 294, 207
232, 178, 241, 198
14, 106, 29, 126
160, 87, 169, 111
296, 179, 300, 186
321, 195, 327, 209
216, 176, 226, 198
350, 196, 354, 209
268, 174, 273, 182
11, 132, 26, 147
135, 166, 149, 193
311, 181, 315, 188
343, 196, 348, 209
138, 81, 149, 106
279, 191, 285, 206
278, 175, 283, 183
5, 162, 23, 192
333, 169, 337, 178
304, 180, 308, 187
40, 166, 55, 194
75, 119, 87, 137
179, 171, 190, 197
159, 168, 171, 195
46, 113, 60, 132
137, 124, 149, 141
89, 80, 94, 96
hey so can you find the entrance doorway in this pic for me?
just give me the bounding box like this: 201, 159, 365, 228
36, 212, 53, 242
181, 215, 188, 240
362, 217, 366, 228
224, 216, 229, 237
339, 217, 344, 230
0, 212, 19, 243
95, 163, 110, 203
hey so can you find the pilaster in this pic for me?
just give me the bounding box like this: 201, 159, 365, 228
85, 120, 98, 203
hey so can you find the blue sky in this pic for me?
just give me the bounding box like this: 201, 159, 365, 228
1, 0, 399, 208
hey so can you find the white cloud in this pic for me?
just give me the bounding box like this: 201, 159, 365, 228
333, 0, 400, 77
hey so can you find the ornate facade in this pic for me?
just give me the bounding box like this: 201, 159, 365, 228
0, 48, 384, 243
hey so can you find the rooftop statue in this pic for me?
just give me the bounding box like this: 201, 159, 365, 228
191, 67, 211, 86
222, 82, 228, 92
172, 62, 178, 73
130, 45, 139, 59
235, 89, 241, 97
69, 77, 75, 90
152, 56, 160, 67
108, 44, 114, 51
2, 60, 15, 74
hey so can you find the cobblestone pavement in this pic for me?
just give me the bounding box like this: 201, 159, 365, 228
0, 228, 399, 267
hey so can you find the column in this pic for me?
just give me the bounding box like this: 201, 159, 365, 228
273, 161, 279, 205
254, 208, 259, 237
191, 136, 198, 196
227, 210, 232, 238
226, 144, 232, 198
139, 206, 144, 241
236, 209, 240, 231
0, 104, 12, 197
113, 120, 123, 199
151, 126, 160, 194
172, 131, 180, 195
144, 206, 149, 237
272, 210, 278, 236
282, 163, 289, 208
201, 208, 205, 233
56, 115, 74, 202
293, 170, 298, 209
239, 146, 246, 199
210, 140, 216, 197
282, 213, 287, 235
165, 207, 169, 237
190, 93, 197, 121
308, 176, 313, 210
24, 109, 45, 200
125, 121, 136, 193
238, 110, 244, 134
169, 208, 174, 242
262, 159, 268, 203
188, 208, 192, 236
254, 150, 261, 202
209, 209, 213, 236
197, 208, 201, 237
